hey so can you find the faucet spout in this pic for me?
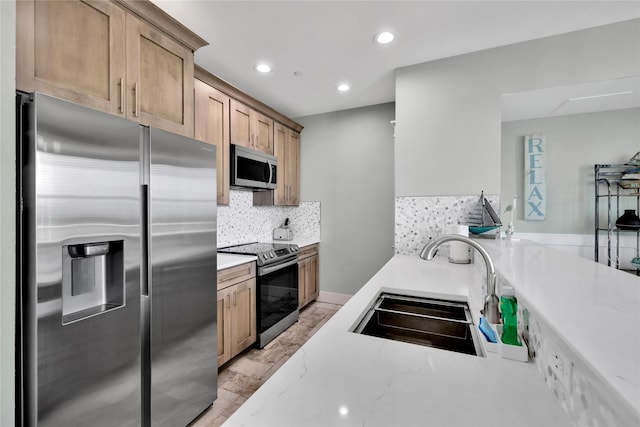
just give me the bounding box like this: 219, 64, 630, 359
420, 235, 501, 324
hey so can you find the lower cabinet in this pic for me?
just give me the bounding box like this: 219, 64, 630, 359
217, 262, 256, 367
298, 244, 319, 309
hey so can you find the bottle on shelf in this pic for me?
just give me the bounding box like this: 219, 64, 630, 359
500, 285, 522, 346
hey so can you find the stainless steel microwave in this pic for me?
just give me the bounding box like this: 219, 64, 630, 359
230, 144, 277, 191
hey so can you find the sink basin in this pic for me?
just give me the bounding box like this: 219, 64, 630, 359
353, 293, 484, 357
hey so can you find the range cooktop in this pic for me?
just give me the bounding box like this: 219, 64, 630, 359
218, 242, 299, 266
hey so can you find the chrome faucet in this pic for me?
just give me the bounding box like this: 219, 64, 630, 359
420, 235, 501, 324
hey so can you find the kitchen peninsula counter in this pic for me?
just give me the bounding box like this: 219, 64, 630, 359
223, 238, 637, 426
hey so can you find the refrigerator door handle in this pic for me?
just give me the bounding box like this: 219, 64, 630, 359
141, 184, 150, 296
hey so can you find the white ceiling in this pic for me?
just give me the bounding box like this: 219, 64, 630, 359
151, 1, 640, 119
502, 76, 640, 122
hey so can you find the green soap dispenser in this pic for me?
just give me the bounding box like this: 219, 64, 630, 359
500, 285, 522, 346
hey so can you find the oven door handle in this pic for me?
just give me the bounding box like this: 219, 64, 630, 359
258, 257, 299, 276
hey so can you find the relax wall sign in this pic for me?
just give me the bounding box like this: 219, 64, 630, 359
524, 134, 546, 220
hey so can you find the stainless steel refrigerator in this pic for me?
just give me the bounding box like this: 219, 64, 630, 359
16, 92, 218, 426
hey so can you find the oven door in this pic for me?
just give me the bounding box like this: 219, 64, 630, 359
257, 258, 299, 338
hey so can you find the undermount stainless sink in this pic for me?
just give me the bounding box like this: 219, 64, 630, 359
353, 293, 484, 357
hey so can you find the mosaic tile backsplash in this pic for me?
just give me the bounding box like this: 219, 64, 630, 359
217, 190, 320, 247
395, 194, 501, 255
516, 292, 636, 426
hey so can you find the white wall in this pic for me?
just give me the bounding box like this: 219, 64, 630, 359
502, 108, 640, 235
395, 19, 640, 198
296, 103, 395, 296
1, 1, 16, 425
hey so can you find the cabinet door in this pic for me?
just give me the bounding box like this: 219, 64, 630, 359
272, 124, 300, 206
19, 0, 126, 114
298, 259, 308, 308
230, 99, 252, 148
287, 130, 301, 205
230, 278, 257, 356
305, 255, 319, 302
126, 14, 195, 137
253, 111, 274, 154
217, 288, 232, 367
195, 80, 230, 205
273, 123, 288, 205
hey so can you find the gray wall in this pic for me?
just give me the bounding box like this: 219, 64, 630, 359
501, 108, 640, 234
296, 103, 395, 296
395, 19, 640, 198
1, 0, 16, 425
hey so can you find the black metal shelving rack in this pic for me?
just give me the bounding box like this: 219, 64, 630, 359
594, 163, 640, 275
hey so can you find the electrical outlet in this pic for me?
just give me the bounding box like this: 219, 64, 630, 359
548, 343, 572, 392
549, 352, 564, 378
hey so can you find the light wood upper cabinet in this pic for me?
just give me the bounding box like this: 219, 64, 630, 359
273, 123, 287, 205
230, 99, 273, 154
253, 111, 274, 154
287, 129, 301, 205
126, 13, 195, 136
195, 79, 230, 205
273, 123, 300, 206
230, 99, 252, 148
17, 0, 207, 137
18, 0, 127, 114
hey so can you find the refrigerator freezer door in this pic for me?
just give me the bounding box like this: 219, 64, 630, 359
22, 93, 142, 426
147, 128, 217, 426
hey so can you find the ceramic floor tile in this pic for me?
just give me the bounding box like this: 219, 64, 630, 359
227, 357, 272, 380
219, 371, 263, 397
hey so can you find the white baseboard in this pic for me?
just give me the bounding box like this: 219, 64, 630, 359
317, 291, 351, 306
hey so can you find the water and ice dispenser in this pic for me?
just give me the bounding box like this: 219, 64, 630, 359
61, 240, 125, 324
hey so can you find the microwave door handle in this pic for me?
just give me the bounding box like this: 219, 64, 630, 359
267, 160, 273, 185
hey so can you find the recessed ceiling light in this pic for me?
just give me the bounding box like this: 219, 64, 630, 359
375, 31, 394, 45
337, 84, 350, 92
255, 63, 272, 73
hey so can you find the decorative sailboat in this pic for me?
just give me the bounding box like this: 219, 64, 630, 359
467, 191, 502, 235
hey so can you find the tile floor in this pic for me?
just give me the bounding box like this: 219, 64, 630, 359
191, 301, 342, 427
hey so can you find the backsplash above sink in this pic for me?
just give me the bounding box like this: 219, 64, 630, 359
218, 191, 320, 247
395, 194, 501, 255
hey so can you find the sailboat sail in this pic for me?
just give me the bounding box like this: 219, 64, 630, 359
468, 191, 501, 233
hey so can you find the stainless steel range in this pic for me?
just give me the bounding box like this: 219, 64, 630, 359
218, 242, 300, 348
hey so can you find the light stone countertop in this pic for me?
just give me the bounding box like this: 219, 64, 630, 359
267, 237, 321, 247
481, 238, 640, 421
224, 243, 577, 426
217, 253, 257, 271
